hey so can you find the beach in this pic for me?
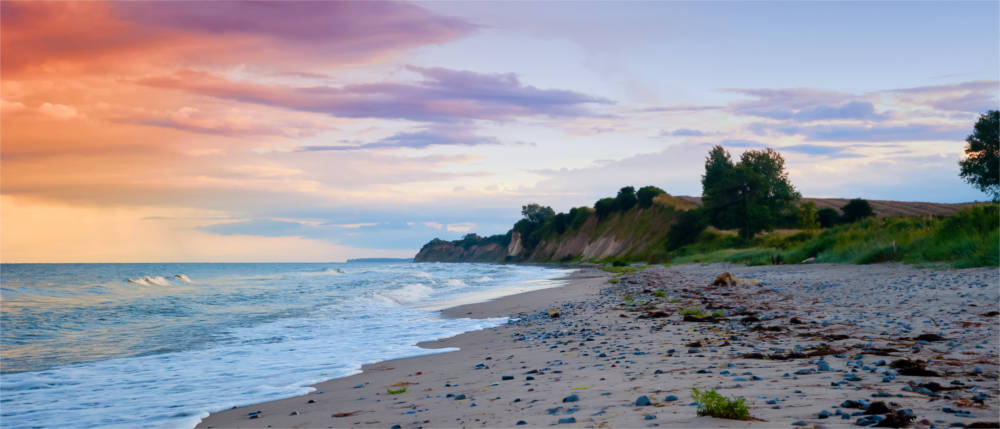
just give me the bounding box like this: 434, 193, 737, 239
197, 263, 999, 429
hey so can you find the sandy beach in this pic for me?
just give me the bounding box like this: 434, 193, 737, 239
197, 263, 999, 429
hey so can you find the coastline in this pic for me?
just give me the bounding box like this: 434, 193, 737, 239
197, 263, 999, 429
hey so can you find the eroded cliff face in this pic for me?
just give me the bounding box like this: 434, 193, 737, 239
413, 242, 505, 262
415, 194, 685, 263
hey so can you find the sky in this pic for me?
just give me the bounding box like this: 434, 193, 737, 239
1, 1, 998, 262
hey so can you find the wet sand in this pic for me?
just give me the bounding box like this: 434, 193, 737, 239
197, 263, 999, 428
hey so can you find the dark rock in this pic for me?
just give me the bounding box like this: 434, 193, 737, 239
563, 394, 579, 403
516, 421, 527, 426
635, 395, 651, 406
889, 359, 940, 376
558, 417, 576, 424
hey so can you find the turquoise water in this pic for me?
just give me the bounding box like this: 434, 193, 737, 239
0, 262, 571, 428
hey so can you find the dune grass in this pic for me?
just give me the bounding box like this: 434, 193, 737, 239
668, 204, 998, 268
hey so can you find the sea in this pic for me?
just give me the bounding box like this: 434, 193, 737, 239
0, 261, 573, 428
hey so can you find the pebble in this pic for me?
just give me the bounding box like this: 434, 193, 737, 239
635, 395, 651, 406
563, 394, 579, 403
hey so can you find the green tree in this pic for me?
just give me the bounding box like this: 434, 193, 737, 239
666, 208, 709, 250
521, 203, 555, 224
701, 146, 738, 228
841, 198, 874, 223
817, 207, 840, 228
594, 197, 617, 221
701, 146, 800, 239
615, 186, 638, 211
959, 110, 999, 201
797, 201, 820, 231
636, 185, 666, 209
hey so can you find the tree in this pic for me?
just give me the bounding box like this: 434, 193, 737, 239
701, 146, 738, 228
817, 207, 840, 228
797, 201, 820, 231
666, 208, 708, 250
959, 110, 999, 201
636, 185, 666, 209
701, 147, 800, 239
594, 197, 617, 221
521, 203, 555, 224
615, 186, 638, 211
841, 198, 874, 223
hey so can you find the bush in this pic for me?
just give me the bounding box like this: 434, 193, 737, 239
594, 197, 617, 221
841, 198, 874, 223
667, 208, 709, 250
637, 185, 666, 209
797, 201, 820, 230
691, 388, 749, 420
817, 207, 840, 228
615, 186, 638, 211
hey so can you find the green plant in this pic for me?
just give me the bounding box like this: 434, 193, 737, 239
608, 278, 620, 284
691, 387, 749, 420
387, 386, 407, 395
653, 290, 666, 298
669, 298, 680, 303
678, 307, 705, 317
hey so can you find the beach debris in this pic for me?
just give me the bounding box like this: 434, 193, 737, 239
548, 308, 561, 318
711, 272, 759, 287
889, 359, 940, 376
386, 387, 407, 395
332, 411, 361, 417
912, 333, 946, 342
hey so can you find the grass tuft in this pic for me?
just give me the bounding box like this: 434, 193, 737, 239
691, 387, 749, 420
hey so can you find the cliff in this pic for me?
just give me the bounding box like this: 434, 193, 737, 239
414, 193, 694, 263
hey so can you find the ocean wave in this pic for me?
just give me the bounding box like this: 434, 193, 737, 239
126, 276, 170, 286
444, 279, 467, 287
173, 274, 192, 283
377, 283, 434, 305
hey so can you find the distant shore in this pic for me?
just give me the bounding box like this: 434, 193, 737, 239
197, 263, 999, 428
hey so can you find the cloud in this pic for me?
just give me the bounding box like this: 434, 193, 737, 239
635, 105, 723, 113
664, 128, 705, 137
38, 102, 81, 120
2, 1, 475, 76
137, 66, 611, 122
446, 222, 475, 233
776, 123, 967, 142
890, 80, 998, 113
729, 88, 886, 121
777, 144, 864, 158
301, 125, 501, 151
126, 106, 332, 138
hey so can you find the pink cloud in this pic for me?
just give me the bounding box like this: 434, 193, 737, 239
137, 67, 611, 121
2, 1, 475, 76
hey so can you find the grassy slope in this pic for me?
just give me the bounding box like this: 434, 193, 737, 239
669, 204, 998, 268
531, 193, 690, 263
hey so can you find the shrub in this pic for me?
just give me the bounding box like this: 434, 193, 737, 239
817, 207, 840, 228
594, 197, 617, 221
616, 186, 638, 211
678, 307, 705, 317
653, 290, 666, 298
637, 185, 666, 209
667, 208, 709, 250
691, 388, 749, 420
841, 198, 874, 223
797, 201, 820, 230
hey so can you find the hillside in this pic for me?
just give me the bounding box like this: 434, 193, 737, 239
673, 196, 978, 217
414, 193, 692, 263
414, 193, 992, 265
